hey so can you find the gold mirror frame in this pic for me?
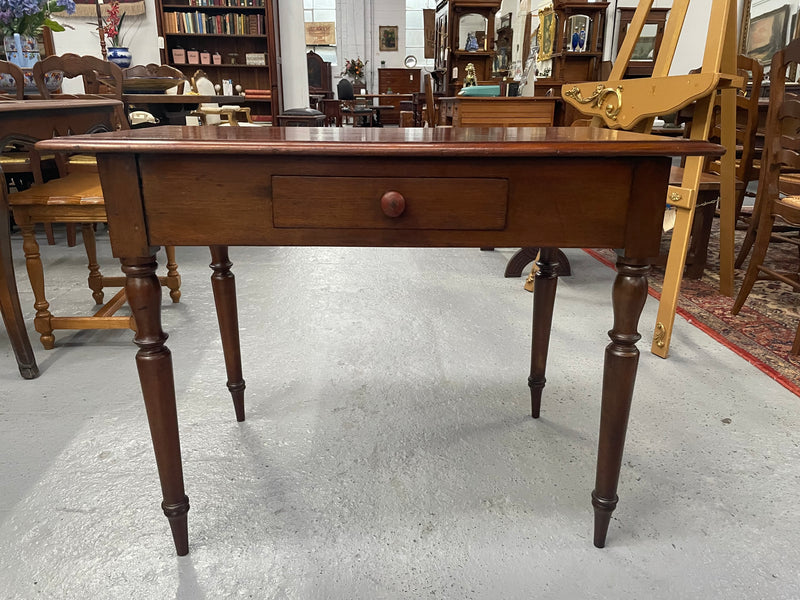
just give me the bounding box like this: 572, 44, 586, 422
537, 4, 556, 62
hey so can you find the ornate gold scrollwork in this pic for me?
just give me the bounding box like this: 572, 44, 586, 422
564, 84, 624, 121
653, 322, 666, 348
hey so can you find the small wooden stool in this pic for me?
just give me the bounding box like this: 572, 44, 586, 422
8, 171, 181, 349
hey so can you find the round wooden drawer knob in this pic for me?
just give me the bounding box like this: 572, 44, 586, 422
380, 191, 405, 217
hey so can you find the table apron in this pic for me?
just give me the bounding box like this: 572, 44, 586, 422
105, 153, 670, 254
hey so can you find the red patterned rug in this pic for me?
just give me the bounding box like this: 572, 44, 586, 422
585, 224, 800, 397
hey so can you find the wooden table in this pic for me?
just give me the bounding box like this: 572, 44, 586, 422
38, 126, 721, 555
0, 98, 125, 379
439, 96, 560, 127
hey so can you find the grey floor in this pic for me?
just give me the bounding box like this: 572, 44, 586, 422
1, 229, 798, 599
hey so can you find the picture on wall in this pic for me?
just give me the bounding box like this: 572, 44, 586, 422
745, 4, 790, 64
379, 26, 398, 51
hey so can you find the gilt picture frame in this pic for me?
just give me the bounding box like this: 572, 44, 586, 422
744, 4, 790, 65
537, 4, 556, 62
379, 26, 399, 52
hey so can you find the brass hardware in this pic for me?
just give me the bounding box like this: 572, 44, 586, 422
670, 192, 682, 203
653, 322, 666, 348
564, 84, 623, 120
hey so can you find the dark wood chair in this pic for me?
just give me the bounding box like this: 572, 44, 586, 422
336, 78, 373, 127
732, 40, 800, 355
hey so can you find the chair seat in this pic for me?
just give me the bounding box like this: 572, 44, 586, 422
669, 165, 745, 191
8, 172, 104, 209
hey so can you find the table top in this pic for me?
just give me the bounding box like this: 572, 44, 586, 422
38, 125, 722, 158
0, 98, 123, 114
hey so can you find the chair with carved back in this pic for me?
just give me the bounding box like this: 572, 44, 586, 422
731, 39, 800, 355
7, 55, 181, 349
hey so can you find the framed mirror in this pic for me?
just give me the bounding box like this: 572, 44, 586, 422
404, 55, 417, 68
459, 13, 488, 51
566, 14, 591, 52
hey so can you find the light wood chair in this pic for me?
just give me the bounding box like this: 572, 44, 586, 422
731, 40, 800, 355
8, 55, 181, 349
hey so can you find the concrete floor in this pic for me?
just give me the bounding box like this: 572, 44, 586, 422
1, 230, 798, 599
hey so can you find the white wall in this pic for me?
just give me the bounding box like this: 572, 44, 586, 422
52, 0, 160, 93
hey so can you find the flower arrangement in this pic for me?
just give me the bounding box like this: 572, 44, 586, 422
341, 57, 367, 81
103, 0, 125, 47
0, 0, 75, 38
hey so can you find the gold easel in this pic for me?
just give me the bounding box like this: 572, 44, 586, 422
562, 0, 741, 358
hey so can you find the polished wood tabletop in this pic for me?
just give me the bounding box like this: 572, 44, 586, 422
39, 126, 722, 555
0, 98, 125, 379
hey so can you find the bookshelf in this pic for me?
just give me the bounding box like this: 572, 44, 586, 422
154, 0, 282, 121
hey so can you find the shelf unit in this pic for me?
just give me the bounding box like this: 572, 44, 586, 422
154, 0, 282, 121
533, 0, 609, 125
434, 0, 503, 96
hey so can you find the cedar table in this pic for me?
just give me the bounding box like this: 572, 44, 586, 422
38, 126, 721, 554
0, 98, 126, 379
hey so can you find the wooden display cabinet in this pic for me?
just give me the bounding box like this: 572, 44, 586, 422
534, 1, 608, 108
154, 0, 282, 121
616, 7, 669, 78
434, 0, 503, 96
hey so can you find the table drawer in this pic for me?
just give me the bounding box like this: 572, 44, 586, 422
272, 176, 508, 230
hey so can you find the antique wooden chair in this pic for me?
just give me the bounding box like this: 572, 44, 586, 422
731, 40, 800, 355
336, 78, 373, 126
8, 55, 181, 349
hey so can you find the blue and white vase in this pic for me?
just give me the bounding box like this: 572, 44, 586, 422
3, 33, 40, 69
107, 47, 132, 68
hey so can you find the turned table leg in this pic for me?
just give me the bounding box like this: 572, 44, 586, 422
209, 246, 246, 422
123, 255, 190, 556
592, 256, 649, 548
528, 247, 559, 419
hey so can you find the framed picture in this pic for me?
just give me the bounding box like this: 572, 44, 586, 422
537, 4, 556, 62
744, 4, 790, 65
379, 26, 398, 51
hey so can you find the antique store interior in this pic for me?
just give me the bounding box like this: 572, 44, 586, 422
1, 0, 800, 598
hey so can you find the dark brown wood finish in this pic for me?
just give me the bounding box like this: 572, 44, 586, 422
0, 98, 125, 378
38, 126, 722, 554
